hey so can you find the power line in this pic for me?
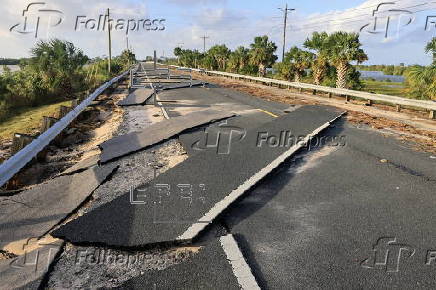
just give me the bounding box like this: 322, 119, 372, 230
200, 35, 210, 53
278, 4, 295, 61
292, 3, 436, 32
298, 0, 421, 25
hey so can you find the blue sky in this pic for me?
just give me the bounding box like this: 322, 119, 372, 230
1, 0, 435, 65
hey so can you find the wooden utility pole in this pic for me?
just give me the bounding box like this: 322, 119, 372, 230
107, 8, 112, 74
200, 35, 209, 53
278, 4, 295, 62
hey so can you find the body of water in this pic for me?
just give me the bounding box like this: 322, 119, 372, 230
358, 70, 405, 83
0, 65, 20, 74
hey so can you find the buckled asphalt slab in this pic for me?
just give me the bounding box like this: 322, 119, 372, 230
99, 109, 236, 163
156, 85, 293, 119
117, 88, 154, 106
52, 105, 343, 247
218, 120, 436, 289
158, 80, 206, 90
59, 154, 100, 176
0, 163, 117, 247
110, 235, 257, 290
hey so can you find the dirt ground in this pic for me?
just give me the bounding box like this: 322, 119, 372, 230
193, 72, 436, 154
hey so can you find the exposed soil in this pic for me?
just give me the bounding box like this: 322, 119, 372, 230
2, 85, 129, 190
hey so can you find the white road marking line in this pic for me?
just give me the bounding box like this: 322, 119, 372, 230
220, 234, 261, 290
177, 112, 346, 241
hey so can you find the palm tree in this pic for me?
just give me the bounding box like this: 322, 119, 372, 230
285, 47, 315, 82
174, 47, 183, 65
208, 45, 230, 71
249, 36, 278, 77
274, 62, 295, 81
405, 66, 436, 100
228, 46, 250, 72
325, 32, 368, 88
30, 39, 88, 95
425, 37, 436, 65
304, 32, 329, 85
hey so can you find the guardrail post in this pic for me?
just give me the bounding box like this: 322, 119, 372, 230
328, 93, 332, 98
58, 105, 71, 119
312, 89, 316, 95
366, 100, 373, 106
129, 69, 133, 91
396, 104, 401, 112
11, 133, 35, 155
345, 95, 350, 102
71, 99, 80, 108
430, 110, 435, 119
40, 116, 59, 133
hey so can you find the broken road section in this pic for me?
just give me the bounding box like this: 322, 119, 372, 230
0, 164, 117, 247
117, 88, 154, 106
53, 106, 343, 247
112, 237, 244, 290
99, 109, 235, 163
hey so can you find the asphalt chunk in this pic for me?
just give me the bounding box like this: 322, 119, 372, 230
52, 105, 342, 247
0, 163, 118, 246
99, 109, 235, 163
109, 239, 240, 290
118, 88, 154, 106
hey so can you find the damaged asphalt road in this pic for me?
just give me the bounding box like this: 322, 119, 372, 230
3, 64, 436, 289
51, 106, 343, 247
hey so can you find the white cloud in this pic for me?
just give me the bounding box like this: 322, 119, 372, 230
0, 0, 434, 64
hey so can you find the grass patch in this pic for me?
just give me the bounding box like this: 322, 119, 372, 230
362, 80, 407, 97
0, 100, 73, 141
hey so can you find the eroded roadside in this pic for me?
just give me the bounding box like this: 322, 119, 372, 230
0, 79, 200, 289
44, 91, 197, 289
192, 72, 436, 153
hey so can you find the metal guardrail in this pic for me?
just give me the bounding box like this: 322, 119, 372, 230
169, 65, 436, 117
0, 69, 131, 188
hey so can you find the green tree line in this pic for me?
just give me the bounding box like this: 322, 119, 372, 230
170, 33, 435, 99
0, 39, 136, 121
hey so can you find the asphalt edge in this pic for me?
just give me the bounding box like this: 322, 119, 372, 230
220, 234, 261, 290
177, 111, 347, 241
